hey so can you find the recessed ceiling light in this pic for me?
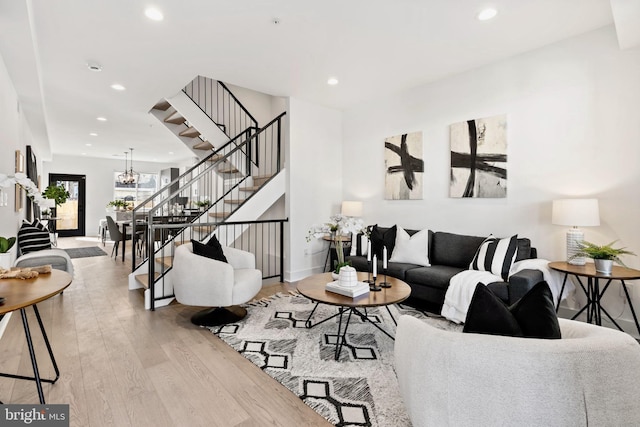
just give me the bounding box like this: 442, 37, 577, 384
85, 143, 92, 147
111, 83, 126, 91
82, 153, 87, 155
327, 77, 339, 86
87, 61, 102, 72
96, 117, 107, 122
477, 8, 497, 21
145, 7, 164, 21
89, 132, 98, 136
168, 151, 174, 155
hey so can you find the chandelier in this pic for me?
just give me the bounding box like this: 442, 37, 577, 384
118, 148, 139, 184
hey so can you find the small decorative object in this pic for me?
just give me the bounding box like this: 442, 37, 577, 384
552, 199, 600, 265
450, 114, 507, 198
380, 246, 391, 288
307, 213, 364, 274
570, 240, 636, 274
370, 254, 381, 291
195, 200, 210, 210
385, 132, 424, 200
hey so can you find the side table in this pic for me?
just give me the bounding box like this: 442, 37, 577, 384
549, 261, 640, 336
322, 235, 352, 273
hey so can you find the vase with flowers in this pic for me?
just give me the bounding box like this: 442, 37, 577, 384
307, 214, 364, 276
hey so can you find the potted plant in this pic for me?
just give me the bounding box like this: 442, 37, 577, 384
107, 200, 128, 211
307, 214, 364, 277
195, 200, 210, 210
42, 184, 70, 206
0, 236, 16, 269
571, 240, 636, 274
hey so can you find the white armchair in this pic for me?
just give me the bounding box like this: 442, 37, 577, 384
171, 242, 262, 326
395, 315, 640, 427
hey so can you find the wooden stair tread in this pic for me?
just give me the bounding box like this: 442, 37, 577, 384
208, 212, 228, 218
164, 112, 185, 124
155, 256, 173, 268
193, 225, 215, 232
218, 167, 239, 174
239, 186, 260, 192
153, 100, 171, 111
179, 127, 201, 138
134, 272, 160, 289
224, 199, 245, 205
193, 140, 214, 150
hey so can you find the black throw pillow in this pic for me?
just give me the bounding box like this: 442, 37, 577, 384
370, 225, 396, 259
17, 223, 51, 254
463, 281, 561, 339
510, 281, 562, 339
192, 239, 227, 263
463, 283, 523, 337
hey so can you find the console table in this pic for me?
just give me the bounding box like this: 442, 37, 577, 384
549, 261, 640, 336
0, 269, 72, 403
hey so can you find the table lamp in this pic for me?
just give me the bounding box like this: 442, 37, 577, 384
341, 201, 363, 217
552, 199, 600, 265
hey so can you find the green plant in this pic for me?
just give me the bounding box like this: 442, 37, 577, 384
0, 236, 16, 253
43, 184, 70, 206
571, 240, 636, 267
195, 200, 210, 208
107, 200, 128, 209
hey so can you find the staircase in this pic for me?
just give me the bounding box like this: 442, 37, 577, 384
131, 76, 286, 310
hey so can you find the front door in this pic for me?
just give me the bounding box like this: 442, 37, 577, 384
48, 174, 86, 237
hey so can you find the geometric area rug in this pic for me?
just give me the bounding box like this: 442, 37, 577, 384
207, 292, 462, 427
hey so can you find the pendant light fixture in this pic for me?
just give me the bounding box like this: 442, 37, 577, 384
118, 148, 139, 184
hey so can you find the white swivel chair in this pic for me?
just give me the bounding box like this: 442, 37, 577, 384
395, 316, 640, 427
171, 242, 262, 326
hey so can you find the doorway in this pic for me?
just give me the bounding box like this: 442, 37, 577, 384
48, 173, 86, 237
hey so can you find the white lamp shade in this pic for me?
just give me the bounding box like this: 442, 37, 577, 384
552, 199, 600, 227
341, 201, 363, 217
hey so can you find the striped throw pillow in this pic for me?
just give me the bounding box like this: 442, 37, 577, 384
469, 235, 518, 281
17, 224, 51, 254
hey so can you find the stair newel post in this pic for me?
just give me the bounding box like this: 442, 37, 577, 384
246, 129, 252, 177
148, 212, 156, 311
276, 117, 281, 172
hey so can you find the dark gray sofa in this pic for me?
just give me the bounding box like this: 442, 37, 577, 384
346, 227, 543, 313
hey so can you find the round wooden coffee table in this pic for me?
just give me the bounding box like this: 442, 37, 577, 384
296, 272, 411, 360
0, 269, 72, 403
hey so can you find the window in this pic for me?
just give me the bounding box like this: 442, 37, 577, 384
113, 172, 158, 205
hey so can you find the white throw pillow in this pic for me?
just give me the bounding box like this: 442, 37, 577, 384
389, 226, 430, 266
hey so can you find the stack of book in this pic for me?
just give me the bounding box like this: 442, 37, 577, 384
326, 280, 370, 298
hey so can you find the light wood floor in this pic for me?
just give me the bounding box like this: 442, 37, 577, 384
0, 237, 331, 427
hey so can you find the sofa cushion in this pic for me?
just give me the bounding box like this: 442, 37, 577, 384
515, 238, 533, 261
463, 283, 524, 337
430, 231, 486, 268
192, 239, 227, 263
463, 281, 561, 339
17, 223, 51, 254
370, 225, 397, 259
205, 235, 228, 263
389, 226, 430, 266
405, 265, 466, 290
469, 235, 518, 280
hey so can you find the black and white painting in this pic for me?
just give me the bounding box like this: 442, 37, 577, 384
450, 114, 507, 198
384, 131, 423, 200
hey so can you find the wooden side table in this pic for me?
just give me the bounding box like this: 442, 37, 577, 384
322, 235, 352, 273
549, 261, 640, 336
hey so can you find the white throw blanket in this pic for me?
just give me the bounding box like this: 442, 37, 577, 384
441, 259, 574, 324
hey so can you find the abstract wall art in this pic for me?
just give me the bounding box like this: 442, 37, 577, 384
450, 114, 507, 198
384, 131, 424, 200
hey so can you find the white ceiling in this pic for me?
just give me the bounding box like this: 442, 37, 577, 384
0, 0, 626, 164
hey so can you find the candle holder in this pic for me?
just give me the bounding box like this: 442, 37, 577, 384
364, 260, 375, 284
369, 275, 381, 292
380, 267, 391, 288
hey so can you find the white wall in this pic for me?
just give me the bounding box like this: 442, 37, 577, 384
342, 26, 640, 327
0, 53, 37, 264
224, 83, 287, 127
43, 155, 183, 237
287, 97, 342, 281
